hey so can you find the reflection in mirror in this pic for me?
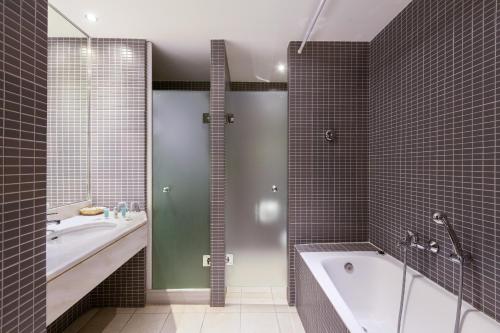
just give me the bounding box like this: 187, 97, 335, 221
47, 6, 90, 209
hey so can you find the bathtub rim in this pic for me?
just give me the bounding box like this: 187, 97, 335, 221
298, 249, 500, 333
299, 251, 391, 333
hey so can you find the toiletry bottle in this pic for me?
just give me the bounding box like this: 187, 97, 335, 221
103, 207, 110, 218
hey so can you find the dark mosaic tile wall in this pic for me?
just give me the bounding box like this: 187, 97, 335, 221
47, 248, 146, 333
295, 249, 349, 333
287, 41, 370, 304
0, 1, 48, 332
91, 247, 146, 307
153, 81, 287, 91
46, 293, 92, 333
153, 80, 210, 91
90, 39, 147, 209
370, 0, 500, 322
47, 37, 88, 209
209, 40, 229, 307
230, 81, 287, 91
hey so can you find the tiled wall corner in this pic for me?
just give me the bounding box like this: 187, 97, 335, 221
1, 1, 48, 332
209, 39, 229, 307
90, 38, 147, 209
47, 37, 89, 208
370, 0, 500, 323
287, 41, 370, 304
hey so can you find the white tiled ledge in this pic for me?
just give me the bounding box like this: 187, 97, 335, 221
46, 213, 148, 325
47, 212, 147, 281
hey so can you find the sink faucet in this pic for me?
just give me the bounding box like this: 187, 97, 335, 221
46, 212, 61, 226
432, 212, 471, 264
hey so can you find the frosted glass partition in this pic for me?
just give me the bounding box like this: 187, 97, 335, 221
152, 91, 210, 289
226, 91, 287, 287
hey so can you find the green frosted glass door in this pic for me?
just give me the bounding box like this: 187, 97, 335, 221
152, 91, 210, 289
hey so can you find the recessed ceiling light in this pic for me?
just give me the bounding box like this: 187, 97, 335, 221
277, 63, 286, 73
85, 13, 98, 22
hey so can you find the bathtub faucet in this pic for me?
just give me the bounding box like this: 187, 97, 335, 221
399, 230, 439, 254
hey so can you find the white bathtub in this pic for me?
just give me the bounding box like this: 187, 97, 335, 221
300, 251, 500, 333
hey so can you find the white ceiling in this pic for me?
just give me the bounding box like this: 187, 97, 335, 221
49, 0, 411, 82
48, 6, 87, 38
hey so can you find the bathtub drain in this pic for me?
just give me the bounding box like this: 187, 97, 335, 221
344, 262, 354, 273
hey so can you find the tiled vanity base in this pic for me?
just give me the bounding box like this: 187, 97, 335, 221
47, 248, 146, 333
295, 243, 377, 333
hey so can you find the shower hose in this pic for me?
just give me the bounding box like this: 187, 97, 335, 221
397, 247, 407, 333
397, 248, 464, 333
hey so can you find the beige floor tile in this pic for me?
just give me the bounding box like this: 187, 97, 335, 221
272, 297, 288, 305
168, 304, 208, 313
274, 304, 298, 313
241, 313, 279, 333
135, 305, 172, 314
271, 287, 287, 295
78, 308, 132, 333
114, 307, 137, 314
62, 309, 99, 333
240, 297, 274, 305
241, 304, 276, 313
201, 312, 240, 333
207, 304, 241, 313
241, 287, 272, 293
226, 287, 242, 293
121, 313, 168, 333
160, 312, 205, 333
271, 287, 288, 305
276, 312, 305, 333
241, 291, 273, 299
225, 293, 241, 305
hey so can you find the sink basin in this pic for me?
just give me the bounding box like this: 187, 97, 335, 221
47, 222, 116, 240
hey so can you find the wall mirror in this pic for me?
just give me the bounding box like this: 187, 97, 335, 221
47, 5, 90, 209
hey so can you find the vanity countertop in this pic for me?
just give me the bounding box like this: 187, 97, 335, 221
46, 212, 147, 281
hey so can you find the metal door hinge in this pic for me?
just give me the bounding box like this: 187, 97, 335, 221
203, 254, 234, 267
203, 113, 211, 124
225, 113, 235, 124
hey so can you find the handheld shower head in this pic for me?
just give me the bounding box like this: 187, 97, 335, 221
432, 212, 447, 225
432, 212, 469, 263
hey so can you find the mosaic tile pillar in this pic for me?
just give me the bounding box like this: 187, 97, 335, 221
0, 1, 48, 332
209, 40, 229, 307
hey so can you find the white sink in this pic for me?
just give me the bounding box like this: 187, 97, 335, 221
47, 221, 117, 243
46, 212, 147, 281
46, 212, 148, 325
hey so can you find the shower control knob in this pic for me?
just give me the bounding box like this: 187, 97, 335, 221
162, 186, 171, 193
272, 185, 278, 192
325, 129, 335, 142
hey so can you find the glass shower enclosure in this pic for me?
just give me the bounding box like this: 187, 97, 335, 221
226, 91, 287, 287
152, 91, 210, 289
152, 89, 287, 291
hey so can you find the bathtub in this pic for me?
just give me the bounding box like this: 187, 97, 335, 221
298, 251, 500, 333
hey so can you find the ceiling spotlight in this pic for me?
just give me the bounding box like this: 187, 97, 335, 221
85, 13, 98, 22
277, 63, 286, 73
